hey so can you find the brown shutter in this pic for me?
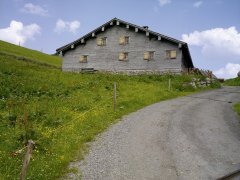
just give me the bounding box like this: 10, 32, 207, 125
103, 38, 106, 46
119, 37, 125, 45
124, 52, 128, 59
97, 38, 103, 46
166, 51, 170, 59
149, 52, 154, 60
170, 51, 177, 59
125, 37, 129, 44
144, 52, 150, 60
119, 53, 125, 61
79, 55, 87, 63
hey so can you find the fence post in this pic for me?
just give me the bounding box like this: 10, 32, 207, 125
168, 79, 171, 91
114, 82, 117, 112
20, 140, 35, 180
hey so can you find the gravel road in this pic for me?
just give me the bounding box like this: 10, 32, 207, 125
69, 86, 240, 180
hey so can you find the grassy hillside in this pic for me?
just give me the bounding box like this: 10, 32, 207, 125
234, 103, 240, 116
224, 78, 240, 120
0, 40, 62, 68
223, 77, 240, 86
0, 42, 220, 179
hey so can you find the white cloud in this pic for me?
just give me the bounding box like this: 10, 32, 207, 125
182, 27, 240, 56
0, 20, 40, 45
182, 27, 240, 78
21, 3, 48, 16
214, 63, 240, 79
158, 0, 171, 6
54, 19, 80, 34
193, 1, 203, 8
69, 21, 80, 33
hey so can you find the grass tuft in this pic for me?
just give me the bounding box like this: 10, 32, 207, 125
234, 103, 240, 117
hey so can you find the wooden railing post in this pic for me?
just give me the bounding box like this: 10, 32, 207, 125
168, 79, 171, 91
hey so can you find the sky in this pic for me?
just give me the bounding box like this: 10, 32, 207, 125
0, 0, 240, 79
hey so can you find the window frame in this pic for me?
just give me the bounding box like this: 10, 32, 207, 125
119, 36, 130, 45
166, 50, 177, 59
97, 37, 107, 46
79, 55, 88, 63
143, 51, 154, 61
119, 52, 129, 61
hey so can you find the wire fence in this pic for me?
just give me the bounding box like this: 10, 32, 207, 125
0, 81, 120, 178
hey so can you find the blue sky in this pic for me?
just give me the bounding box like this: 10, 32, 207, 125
0, 0, 240, 78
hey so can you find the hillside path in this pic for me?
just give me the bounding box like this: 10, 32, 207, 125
70, 86, 240, 180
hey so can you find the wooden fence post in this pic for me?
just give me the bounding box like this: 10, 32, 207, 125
20, 140, 35, 180
168, 79, 171, 91
114, 82, 117, 112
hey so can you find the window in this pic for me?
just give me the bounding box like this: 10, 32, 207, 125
166, 50, 177, 59
79, 55, 88, 63
143, 51, 154, 60
119, 52, 128, 61
97, 37, 107, 46
119, 36, 129, 45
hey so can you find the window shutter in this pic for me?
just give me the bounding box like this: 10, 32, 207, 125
80, 55, 87, 63
144, 52, 150, 60
124, 53, 128, 59
125, 37, 129, 44
80, 56, 84, 62
166, 51, 171, 59
119, 53, 125, 61
97, 38, 103, 46
149, 52, 154, 59
170, 51, 177, 58
102, 38, 106, 46
119, 37, 125, 45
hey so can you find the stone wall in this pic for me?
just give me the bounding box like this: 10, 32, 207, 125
189, 77, 215, 88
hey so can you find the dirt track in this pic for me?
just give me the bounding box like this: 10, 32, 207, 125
70, 86, 240, 180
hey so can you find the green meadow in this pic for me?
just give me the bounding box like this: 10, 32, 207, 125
0, 40, 62, 68
0, 41, 220, 179
223, 77, 240, 86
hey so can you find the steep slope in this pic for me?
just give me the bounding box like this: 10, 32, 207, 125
0, 40, 62, 68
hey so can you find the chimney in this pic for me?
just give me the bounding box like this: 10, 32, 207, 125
143, 26, 149, 30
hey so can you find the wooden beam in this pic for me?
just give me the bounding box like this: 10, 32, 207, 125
114, 82, 117, 112
20, 140, 35, 180
102, 26, 105, 31
158, 36, 161, 40
135, 27, 138, 32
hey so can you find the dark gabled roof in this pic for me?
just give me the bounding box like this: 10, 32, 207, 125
56, 17, 194, 68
